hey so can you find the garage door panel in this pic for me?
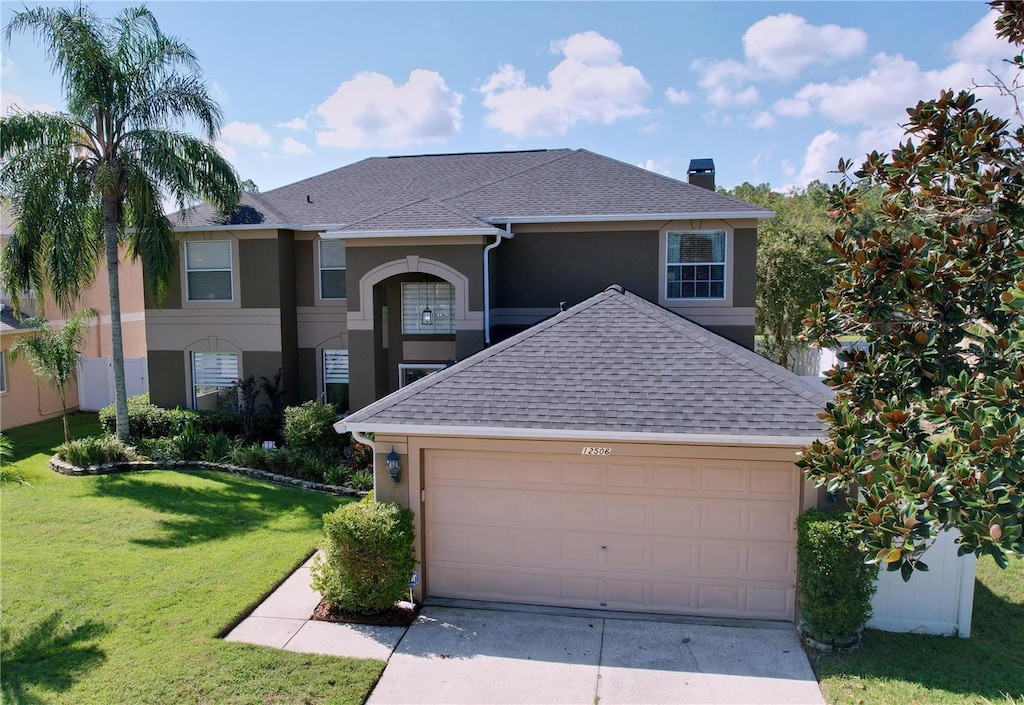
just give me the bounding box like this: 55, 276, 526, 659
425, 450, 798, 621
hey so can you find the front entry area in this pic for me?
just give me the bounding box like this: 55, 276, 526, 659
423, 447, 802, 621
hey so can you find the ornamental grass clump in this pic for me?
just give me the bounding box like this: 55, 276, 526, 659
311, 497, 416, 615
796, 509, 878, 650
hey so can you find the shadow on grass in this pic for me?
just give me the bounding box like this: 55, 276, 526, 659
0, 611, 109, 705
90, 469, 331, 548
810, 575, 1024, 700
2, 413, 102, 464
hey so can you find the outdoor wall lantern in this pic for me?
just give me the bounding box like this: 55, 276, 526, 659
421, 306, 434, 326
386, 447, 401, 483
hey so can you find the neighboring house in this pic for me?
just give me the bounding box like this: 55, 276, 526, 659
340, 286, 831, 621
153, 148, 772, 414
0, 219, 149, 429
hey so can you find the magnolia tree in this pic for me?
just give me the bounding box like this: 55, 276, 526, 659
799, 2, 1024, 579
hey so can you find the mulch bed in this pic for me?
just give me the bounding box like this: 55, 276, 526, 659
312, 599, 420, 627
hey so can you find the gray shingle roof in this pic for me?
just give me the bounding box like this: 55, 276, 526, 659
0, 304, 35, 333
170, 148, 771, 231
343, 286, 830, 440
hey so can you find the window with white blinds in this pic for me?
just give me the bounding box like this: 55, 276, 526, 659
402, 281, 455, 334
185, 241, 233, 301
0, 350, 7, 393
319, 240, 347, 299
666, 231, 727, 300
323, 349, 349, 413
191, 352, 238, 412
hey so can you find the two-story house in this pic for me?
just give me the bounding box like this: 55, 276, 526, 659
152, 148, 771, 415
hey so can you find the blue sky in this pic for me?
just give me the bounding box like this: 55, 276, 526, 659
1, 2, 1015, 194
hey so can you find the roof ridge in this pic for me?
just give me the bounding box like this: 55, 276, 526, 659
435, 148, 578, 206
575, 149, 770, 214
344, 289, 617, 423
614, 289, 832, 404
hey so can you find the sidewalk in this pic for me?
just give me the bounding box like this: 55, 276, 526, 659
224, 554, 407, 660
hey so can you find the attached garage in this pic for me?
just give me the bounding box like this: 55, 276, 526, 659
340, 287, 830, 623
423, 447, 801, 620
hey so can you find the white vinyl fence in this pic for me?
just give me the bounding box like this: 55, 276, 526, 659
869, 529, 977, 638
77, 356, 149, 411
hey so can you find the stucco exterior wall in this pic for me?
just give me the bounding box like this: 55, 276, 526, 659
0, 331, 80, 431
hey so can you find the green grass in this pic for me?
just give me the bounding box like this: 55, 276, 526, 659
813, 556, 1024, 705
1, 414, 383, 704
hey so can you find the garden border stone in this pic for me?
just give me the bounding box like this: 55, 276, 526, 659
49, 456, 369, 498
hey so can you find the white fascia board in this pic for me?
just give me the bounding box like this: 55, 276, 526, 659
320, 228, 499, 239
483, 211, 775, 224
172, 223, 346, 233
339, 421, 815, 448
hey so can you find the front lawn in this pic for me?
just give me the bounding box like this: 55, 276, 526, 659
813, 555, 1024, 705
1, 414, 383, 705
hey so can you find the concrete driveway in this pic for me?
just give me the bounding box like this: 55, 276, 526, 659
368, 606, 824, 705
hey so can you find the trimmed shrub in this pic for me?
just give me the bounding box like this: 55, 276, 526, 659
100, 395, 174, 440
796, 509, 878, 646
57, 435, 140, 466
283, 401, 344, 456
311, 500, 416, 614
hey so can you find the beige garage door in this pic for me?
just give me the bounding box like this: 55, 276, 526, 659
424, 449, 800, 621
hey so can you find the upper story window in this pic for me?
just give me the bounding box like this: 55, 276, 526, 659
402, 281, 455, 335
185, 241, 232, 302
319, 240, 347, 299
666, 231, 726, 300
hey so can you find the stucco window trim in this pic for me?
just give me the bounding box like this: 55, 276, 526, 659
316, 238, 348, 305
658, 223, 735, 308
179, 234, 241, 310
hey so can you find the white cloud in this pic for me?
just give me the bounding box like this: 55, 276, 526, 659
750, 111, 776, 129
281, 136, 311, 155
709, 85, 759, 108
278, 117, 308, 131
316, 69, 462, 148
636, 158, 671, 176
480, 30, 650, 138
664, 87, 692, 105
952, 9, 1006, 62
221, 121, 271, 148
794, 130, 842, 187
1, 92, 57, 114
743, 14, 867, 79
212, 141, 237, 160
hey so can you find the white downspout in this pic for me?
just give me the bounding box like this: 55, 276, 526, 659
483, 224, 513, 345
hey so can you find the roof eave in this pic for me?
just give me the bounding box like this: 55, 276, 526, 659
321, 227, 501, 239
337, 420, 817, 448
483, 211, 775, 225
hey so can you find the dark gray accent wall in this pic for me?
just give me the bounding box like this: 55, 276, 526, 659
295, 239, 315, 307
240, 239, 281, 308
297, 347, 317, 402
709, 325, 755, 350
277, 231, 300, 405
494, 231, 659, 309
346, 243, 484, 311
734, 227, 757, 308
243, 351, 284, 386
349, 329, 377, 412
148, 351, 186, 408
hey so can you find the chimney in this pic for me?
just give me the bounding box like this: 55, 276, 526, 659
687, 158, 715, 191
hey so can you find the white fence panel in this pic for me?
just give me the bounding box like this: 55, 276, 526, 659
76, 356, 149, 411
868, 529, 976, 637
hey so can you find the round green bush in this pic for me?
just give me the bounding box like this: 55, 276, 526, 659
311, 499, 416, 614
796, 509, 879, 644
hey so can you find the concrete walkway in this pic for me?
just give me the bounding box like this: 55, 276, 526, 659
226, 559, 824, 704
224, 554, 406, 660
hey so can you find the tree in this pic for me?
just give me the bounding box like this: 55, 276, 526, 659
799, 1, 1024, 578
0, 4, 239, 441
9, 309, 96, 444
726, 182, 833, 369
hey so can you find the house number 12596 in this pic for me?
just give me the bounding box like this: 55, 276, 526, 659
581, 447, 612, 456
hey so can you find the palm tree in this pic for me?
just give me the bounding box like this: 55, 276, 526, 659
9, 309, 97, 444
0, 4, 239, 441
